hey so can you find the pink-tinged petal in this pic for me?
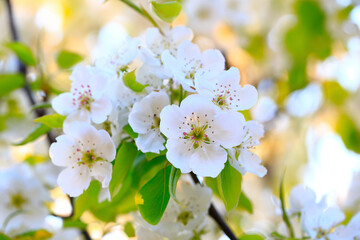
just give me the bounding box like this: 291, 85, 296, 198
90, 161, 113, 188
49, 135, 78, 167
96, 129, 116, 162
90, 96, 112, 124
189, 144, 227, 177
212, 111, 245, 148
136, 131, 165, 153
57, 166, 91, 197
52, 92, 76, 115
165, 139, 193, 173
159, 105, 183, 138
238, 150, 267, 178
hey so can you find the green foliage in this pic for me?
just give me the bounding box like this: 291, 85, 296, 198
151, 1, 182, 23
169, 166, 181, 204
13, 124, 51, 146
24, 155, 47, 165
322, 81, 348, 105
285, 0, 331, 91
238, 192, 253, 214
56, 50, 83, 69
217, 161, 242, 211
279, 172, 294, 238
0, 74, 25, 97
336, 5, 354, 22
122, 124, 139, 139
336, 113, 360, 154
136, 165, 171, 225
123, 70, 147, 92
109, 142, 139, 198
239, 234, 265, 240
245, 35, 266, 60
124, 222, 135, 237
33, 114, 66, 128
13, 229, 52, 240
73, 181, 101, 219
63, 219, 87, 230
0, 233, 11, 240
6, 42, 36, 66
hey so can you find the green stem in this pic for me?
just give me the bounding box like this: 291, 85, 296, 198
178, 85, 183, 106
280, 171, 295, 238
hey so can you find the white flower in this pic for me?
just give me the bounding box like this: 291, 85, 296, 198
161, 41, 225, 92
136, 64, 164, 91
139, 26, 193, 78
0, 164, 49, 235
49, 122, 116, 197
197, 67, 258, 112
128, 91, 169, 153
289, 184, 316, 215
301, 202, 345, 239
228, 120, 267, 177
160, 94, 245, 177
137, 179, 212, 239
328, 212, 360, 240
52, 65, 113, 127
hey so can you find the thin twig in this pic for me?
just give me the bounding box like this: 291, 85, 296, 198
190, 172, 238, 240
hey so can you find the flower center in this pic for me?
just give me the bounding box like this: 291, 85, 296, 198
183, 124, 210, 149
213, 90, 231, 109
151, 114, 161, 129
72, 85, 94, 111
177, 211, 194, 225
10, 193, 28, 209
77, 149, 103, 167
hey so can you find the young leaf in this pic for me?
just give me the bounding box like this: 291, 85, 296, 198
151, 1, 182, 23
109, 142, 139, 198
124, 221, 135, 237
123, 124, 139, 138
6, 42, 36, 66
56, 50, 83, 69
217, 161, 242, 211
0, 233, 11, 240
13, 229, 52, 239
238, 192, 253, 214
123, 70, 147, 92
63, 219, 87, 230
239, 234, 265, 240
73, 181, 101, 219
136, 165, 171, 225
169, 166, 181, 204
13, 124, 51, 146
34, 114, 66, 128
0, 74, 25, 96
336, 113, 360, 154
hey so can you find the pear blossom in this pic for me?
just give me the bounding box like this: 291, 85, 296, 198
161, 41, 225, 92
197, 67, 258, 112
329, 212, 360, 240
137, 179, 212, 240
52, 65, 113, 128
128, 91, 169, 153
160, 94, 245, 177
228, 120, 267, 177
49, 122, 116, 197
301, 202, 345, 239
139, 26, 193, 78
0, 164, 49, 235
289, 184, 317, 215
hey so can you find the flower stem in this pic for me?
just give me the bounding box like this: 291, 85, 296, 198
190, 172, 238, 240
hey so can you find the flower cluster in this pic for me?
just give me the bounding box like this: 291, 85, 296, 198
50, 24, 265, 197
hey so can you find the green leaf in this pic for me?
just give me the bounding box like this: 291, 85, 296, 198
0, 233, 11, 240
31, 102, 52, 111
34, 114, 66, 128
217, 161, 242, 211
56, 50, 83, 69
73, 181, 101, 219
169, 166, 181, 204
124, 222, 135, 237
24, 155, 47, 165
336, 113, 360, 154
13, 124, 51, 146
145, 150, 166, 161
271, 231, 287, 239
239, 234, 264, 240
279, 171, 295, 238
14, 229, 52, 240
238, 192, 253, 214
109, 142, 139, 198
0, 74, 25, 96
123, 124, 139, 138
136, 165, 171, 225
63, 219, 87, 230
151, 1, 182, 23
123, 70, 147, 92
323, 81, 348, 105
6, 42, 36, 66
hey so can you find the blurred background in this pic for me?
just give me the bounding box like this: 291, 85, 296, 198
1, 0, 360, 239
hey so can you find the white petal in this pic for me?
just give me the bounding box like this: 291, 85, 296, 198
177, 41, 201, 64
201, 49, 225, 74
65, 122, 99, 144
238, 150, 267, 177
139, 47, 160, 66
96, 129, 116, 161
49, 135, 78, 167
319, 207, 345, 231
166, 139, 193, 173
90, 161, 113, 188
189, 144, 227, 177
233, 84, 258, 111
170, 26, 193, 45
289, 185, 316, 214
52, 92, 76, 115
90, 95, 113, 124
63, 109, 91, 133
159, 105, 183, 138
57, 166, 91, 197
136, 131, 165, 153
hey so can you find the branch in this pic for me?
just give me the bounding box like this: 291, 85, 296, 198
190, 172, 238, 240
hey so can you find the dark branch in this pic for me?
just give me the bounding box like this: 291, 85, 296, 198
190, 172, 238, 240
